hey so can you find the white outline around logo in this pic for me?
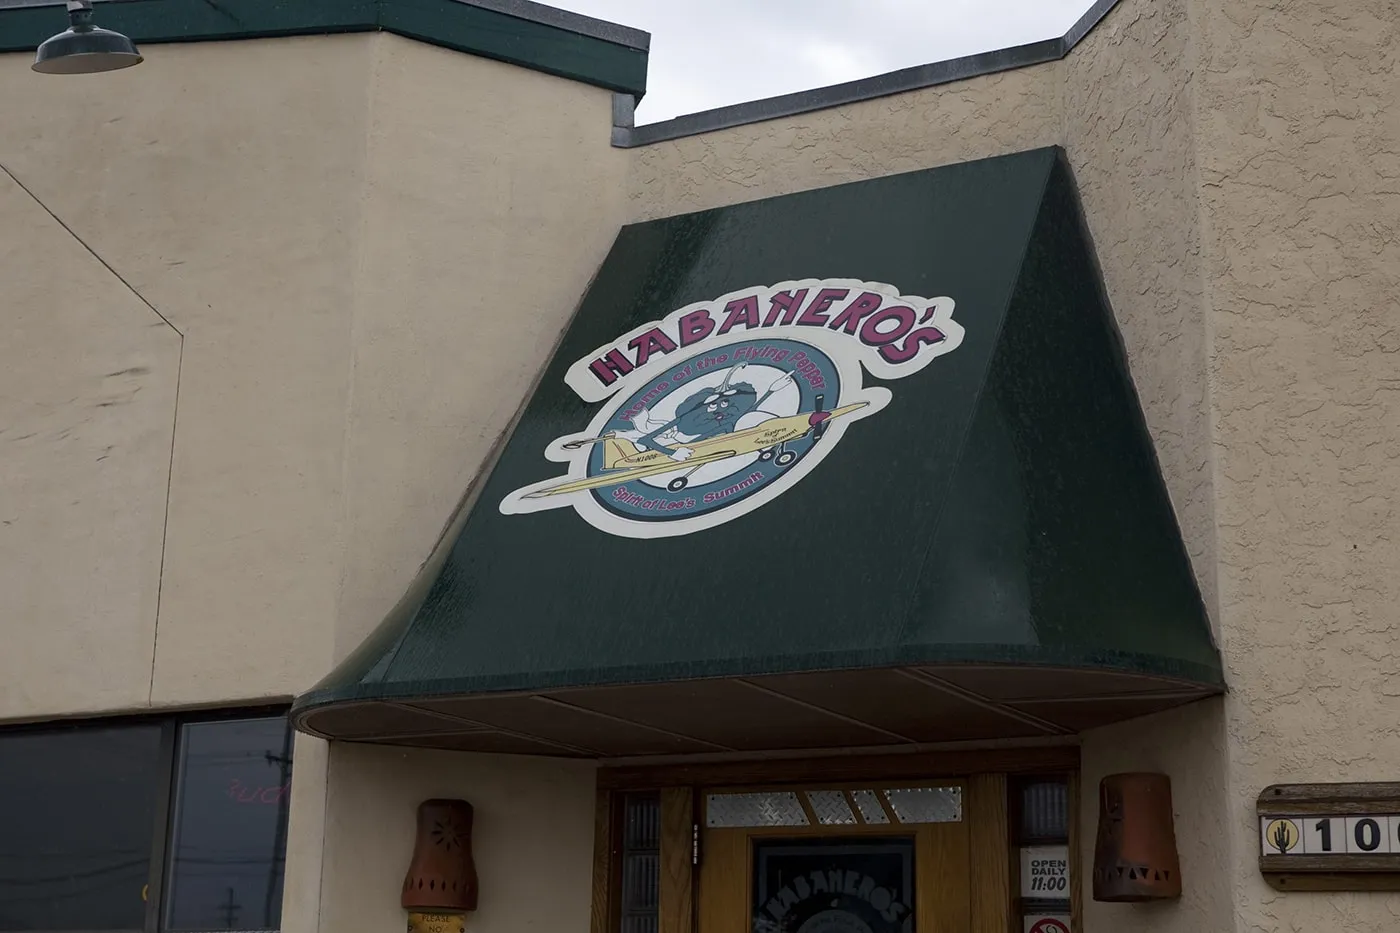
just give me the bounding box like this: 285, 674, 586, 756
499, 278, 964, 538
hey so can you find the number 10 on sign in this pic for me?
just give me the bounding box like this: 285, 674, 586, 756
1260, 816, 1400, 855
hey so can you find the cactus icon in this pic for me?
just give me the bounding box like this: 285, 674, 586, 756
1266, 819, 1300, 853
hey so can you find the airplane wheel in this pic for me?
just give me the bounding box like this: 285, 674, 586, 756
758, 448, 775, 462
666, 477, 689, 492
775, 451, 797, 467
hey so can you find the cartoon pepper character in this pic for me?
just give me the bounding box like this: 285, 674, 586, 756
624, 363, 794, 461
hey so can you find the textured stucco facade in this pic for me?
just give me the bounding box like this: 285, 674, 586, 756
4, 0, 1399, 931
1075, 1, 1400, 931
1062, 2, 1234, 932
627, 63, 1063, 222
1197, 1, 1400, 931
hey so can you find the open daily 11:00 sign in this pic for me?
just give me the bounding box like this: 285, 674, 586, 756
1020, 845, 1069, 897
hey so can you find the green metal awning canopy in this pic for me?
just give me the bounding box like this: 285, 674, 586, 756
292, 147, 1225, 758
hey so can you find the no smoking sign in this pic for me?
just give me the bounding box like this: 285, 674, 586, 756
1024, 916, 1070, 933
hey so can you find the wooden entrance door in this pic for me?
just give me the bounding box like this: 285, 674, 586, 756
695, 783, 971, 933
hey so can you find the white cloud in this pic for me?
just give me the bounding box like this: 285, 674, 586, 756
547, 0, 1096, 122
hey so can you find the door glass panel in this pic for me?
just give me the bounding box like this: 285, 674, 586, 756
751, 837, 915, 933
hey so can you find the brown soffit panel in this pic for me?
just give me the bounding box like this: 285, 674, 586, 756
748, 670, 1057, 743
301, 666, 1223, 759
301, 701, 490, 741
370, 730, 596, 758
418, 696, 721, 757
1007, 693, 1213, 733
548, 679, 904, 751
921, 665, 1205, 702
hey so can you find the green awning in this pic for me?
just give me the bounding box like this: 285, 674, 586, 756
292, 147, 1224, 757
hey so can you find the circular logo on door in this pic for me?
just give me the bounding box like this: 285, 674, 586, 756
797, 909, 876, 933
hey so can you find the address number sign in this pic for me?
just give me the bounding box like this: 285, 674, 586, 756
1261, 815, 1400, 855
1257, 783, 1400, 892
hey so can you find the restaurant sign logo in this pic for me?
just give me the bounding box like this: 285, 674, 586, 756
499, 278, 963, 538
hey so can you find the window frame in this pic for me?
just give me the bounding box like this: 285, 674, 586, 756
0, 705, 291, 933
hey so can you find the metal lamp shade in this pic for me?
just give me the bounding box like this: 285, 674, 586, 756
33, 20, 142, 74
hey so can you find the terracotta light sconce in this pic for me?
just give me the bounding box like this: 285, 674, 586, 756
402, 799, 479, 933
1092, 773, 1182, 902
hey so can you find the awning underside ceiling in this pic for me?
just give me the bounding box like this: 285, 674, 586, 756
301, 665, 1216, 757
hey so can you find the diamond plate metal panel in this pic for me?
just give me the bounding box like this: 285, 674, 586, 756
849, 789, 890, 824
885, 786, 962, 823
805, 790, 857, 825
705, 792, 809, 827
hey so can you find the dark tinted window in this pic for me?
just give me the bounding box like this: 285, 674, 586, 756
163, 718, 293, 932
0, 724, 163, 931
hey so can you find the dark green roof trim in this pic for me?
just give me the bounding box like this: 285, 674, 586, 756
0, 0, 648, 96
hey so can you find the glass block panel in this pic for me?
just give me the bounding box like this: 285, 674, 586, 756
850, 789, 891, 824
1019, 780, 1069, 842
752, 837, 915, 933
885, 786, 962, 824
618, 793, 659, 933
624, 792, 661, 851
706, 792, 809, 828
621, 853, 659, 911
805, 790, 857, 825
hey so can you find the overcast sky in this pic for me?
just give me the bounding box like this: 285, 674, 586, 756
549, 0, 1097, 123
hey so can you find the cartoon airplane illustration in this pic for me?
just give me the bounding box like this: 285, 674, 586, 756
524, 393, 869, 498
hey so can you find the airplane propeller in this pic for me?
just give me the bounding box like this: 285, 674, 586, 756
811, 393, 830, 440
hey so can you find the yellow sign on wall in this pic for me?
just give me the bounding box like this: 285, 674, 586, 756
407, 912, 465, 933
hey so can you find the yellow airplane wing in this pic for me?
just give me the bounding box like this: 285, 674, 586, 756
523, 448, 739, 498
525, 401, 870, 499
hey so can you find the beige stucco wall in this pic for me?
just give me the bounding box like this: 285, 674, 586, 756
1193, 0, 1400, 930
334, 35, 628, 659
0, 31, 624, 714
1073, 0, 1400, 931
319, 745, 597, 933
626, 62, 1063, 221
1062, 1, 1235, 931
0, 34, 375, 718
0, 165, 180, 716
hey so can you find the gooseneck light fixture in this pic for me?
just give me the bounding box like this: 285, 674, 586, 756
33, 0, 143, 74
